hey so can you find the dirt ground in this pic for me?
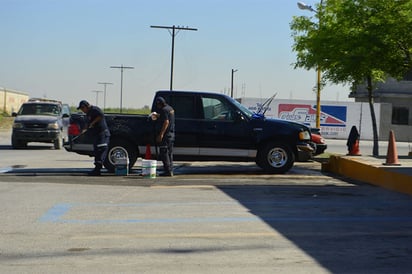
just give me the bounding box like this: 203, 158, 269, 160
0, 117, 13, 130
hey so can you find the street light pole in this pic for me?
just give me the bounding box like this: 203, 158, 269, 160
98, 82, 113, 110
231, 69, 238, 98
150, 25, 198, 91
297, 1, 323, 129
110, 65, 134, 113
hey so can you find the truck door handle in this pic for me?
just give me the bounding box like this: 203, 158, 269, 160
207, 125, 217, 129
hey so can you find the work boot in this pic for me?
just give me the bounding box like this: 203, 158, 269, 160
88, 163, 102, 176
159, 171, 173, 177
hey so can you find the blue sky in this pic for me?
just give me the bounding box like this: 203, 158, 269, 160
1, 0, 352, 108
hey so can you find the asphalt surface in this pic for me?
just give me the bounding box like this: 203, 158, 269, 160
1, 129, 412, 274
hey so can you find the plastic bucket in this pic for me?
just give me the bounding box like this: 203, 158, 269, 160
142, 160, 157, 178
115, 157, 129, 176
135, 157, 143, 173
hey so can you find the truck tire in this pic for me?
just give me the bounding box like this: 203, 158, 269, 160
104, 139, 138, 173
54, 134, 63, 149
256, 142, 295, 174
11, 138, 27, 149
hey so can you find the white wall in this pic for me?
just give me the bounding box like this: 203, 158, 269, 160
239, 98, 382, 140
0, 87, 29, 115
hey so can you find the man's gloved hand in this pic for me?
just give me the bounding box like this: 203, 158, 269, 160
149, 112, 158, 121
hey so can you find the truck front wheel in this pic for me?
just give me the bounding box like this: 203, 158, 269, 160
256, 142, 295, 174
54, 133, 63, 149
104, 139, 138, 173
11, 137, 27, 149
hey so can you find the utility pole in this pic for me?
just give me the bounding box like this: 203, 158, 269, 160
297, 0, 323, 129
97, 82, 113, 110
110, 65, 134, 113
150, 25, 198, 90
231, 69, 238, 98
91, 90, 103, 106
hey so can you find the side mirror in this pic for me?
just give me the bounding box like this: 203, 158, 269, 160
12, 112, 17, 117
62, 113, 70, 118
234, 111, 245, 122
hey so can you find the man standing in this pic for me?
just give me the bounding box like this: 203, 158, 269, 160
154, 97, 175, 177
77, 100, 110, 176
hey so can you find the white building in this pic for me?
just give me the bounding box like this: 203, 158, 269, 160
0, 87, 29, 115
238, 97, 396, 141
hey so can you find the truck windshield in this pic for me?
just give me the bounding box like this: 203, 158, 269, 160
18, 104, 60, 116
229, 97, 254, 119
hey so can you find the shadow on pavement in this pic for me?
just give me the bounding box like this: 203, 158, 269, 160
0, 145, 56, 150
2, 159, 412, 273
0, 161, 323, 178
219, 184, 412, 273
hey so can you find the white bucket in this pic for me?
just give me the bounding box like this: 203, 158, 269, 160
142, 160, 157, 178
135, 157, 143, 173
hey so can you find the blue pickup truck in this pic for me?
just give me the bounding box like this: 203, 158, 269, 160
64, 90, 314, 173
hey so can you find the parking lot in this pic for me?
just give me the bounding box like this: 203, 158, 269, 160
1, 131, 412, 274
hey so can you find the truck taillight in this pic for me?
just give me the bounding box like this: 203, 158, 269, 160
68, 123, 80, 136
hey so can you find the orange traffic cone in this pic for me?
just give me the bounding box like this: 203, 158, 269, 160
347, 139, 362, 156
383, 130, 401, 166
346, 126, 362, 156
145, 144, 151, 160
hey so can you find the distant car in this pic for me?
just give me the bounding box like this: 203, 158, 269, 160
297, 130, 328, 161
311, 133, 327, 155
11, 98, 70, 149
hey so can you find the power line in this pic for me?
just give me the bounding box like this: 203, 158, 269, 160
150, 25, 198, 90
110, 65, 134, 113
91, 90, 103, 106
97, 82, 113, 110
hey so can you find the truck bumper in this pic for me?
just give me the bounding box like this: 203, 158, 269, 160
12, 129, 60, 142
296, 142, 316, 162
297, 143, 315, 153
63, 142, 94, 156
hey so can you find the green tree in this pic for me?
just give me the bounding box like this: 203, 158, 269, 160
291, 0, 412, 156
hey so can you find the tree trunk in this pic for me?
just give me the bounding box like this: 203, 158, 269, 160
367, 75, 379, 156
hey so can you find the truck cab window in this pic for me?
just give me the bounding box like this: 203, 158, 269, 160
168, 95, 196, 119
201, 97, 233, 121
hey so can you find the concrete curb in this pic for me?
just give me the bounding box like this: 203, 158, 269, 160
322, 155, 412, 196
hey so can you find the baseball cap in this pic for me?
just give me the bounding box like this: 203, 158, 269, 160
156, 97, 166, 104
77, 100, 90, 109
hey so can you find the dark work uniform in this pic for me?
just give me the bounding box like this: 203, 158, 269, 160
87, 106, 110, 169
157, 104, 175, 174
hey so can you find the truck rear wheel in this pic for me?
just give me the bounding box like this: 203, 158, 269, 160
256, 142, 295, 174
104, 139, 138, 173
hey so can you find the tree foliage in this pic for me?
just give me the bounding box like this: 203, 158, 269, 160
290, 0, 412, 156
291, 0, 412, 87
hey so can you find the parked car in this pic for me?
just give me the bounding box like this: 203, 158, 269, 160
297, 128, 327, 161
311, 132, 328, 156
11, 98, 70, 149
